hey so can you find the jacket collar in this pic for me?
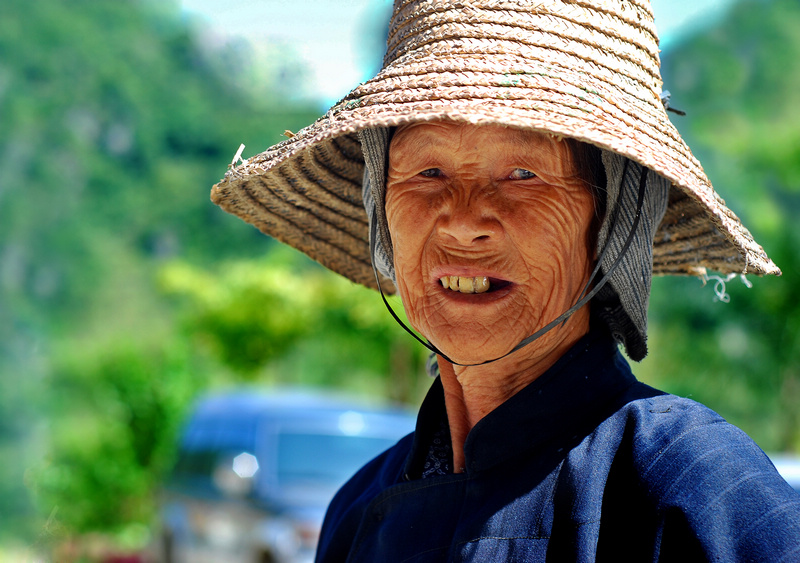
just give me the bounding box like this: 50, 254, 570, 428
405, 327, 637, 478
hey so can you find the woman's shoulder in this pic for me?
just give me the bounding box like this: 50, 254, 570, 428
607, 384, 800, 557
613, 384, 765, 481
618, 385, 728, 446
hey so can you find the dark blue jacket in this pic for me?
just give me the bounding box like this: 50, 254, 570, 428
317, 329, 800, 562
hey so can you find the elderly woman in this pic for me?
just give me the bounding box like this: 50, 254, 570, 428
212, 1, 800, 560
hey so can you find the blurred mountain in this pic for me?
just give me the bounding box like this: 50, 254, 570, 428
0, 0, 320, 332
0, 0, 319, 545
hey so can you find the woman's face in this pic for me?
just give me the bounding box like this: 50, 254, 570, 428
385, 122, 596, 364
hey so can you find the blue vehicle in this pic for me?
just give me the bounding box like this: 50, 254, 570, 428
157, 389, 416, 563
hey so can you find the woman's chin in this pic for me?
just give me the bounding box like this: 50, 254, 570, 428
430, 332, 519, 366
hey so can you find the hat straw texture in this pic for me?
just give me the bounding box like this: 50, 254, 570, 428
212, 0, 780, 291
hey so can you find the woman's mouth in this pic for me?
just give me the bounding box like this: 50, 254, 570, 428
439, 276, 511, 294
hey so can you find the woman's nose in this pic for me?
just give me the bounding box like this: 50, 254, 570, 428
437, 193, 503, 246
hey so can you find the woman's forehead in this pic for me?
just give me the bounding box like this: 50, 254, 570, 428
392, 121, 556, 147
389, 121, 574, 172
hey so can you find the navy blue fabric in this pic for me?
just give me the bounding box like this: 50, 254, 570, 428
317, 330, 800, 562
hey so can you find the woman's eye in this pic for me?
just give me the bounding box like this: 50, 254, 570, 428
509, 168, 536, 180
419, 168, 443, 178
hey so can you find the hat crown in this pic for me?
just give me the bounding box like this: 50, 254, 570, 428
384, 0, 663, 102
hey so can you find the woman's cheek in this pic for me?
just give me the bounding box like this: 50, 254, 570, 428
394, 259, 428, 333
388, 196, 435, 278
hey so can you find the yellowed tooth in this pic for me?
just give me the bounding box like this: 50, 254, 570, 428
443, 276, 491, 294
474, 276, 490, 293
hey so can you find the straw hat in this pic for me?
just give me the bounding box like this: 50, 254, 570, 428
211, 0, 780, 292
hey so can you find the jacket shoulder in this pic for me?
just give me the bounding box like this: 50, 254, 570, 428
614, 389, 800, 558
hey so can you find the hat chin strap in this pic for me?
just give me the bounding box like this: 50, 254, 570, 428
371, 162, 648, 368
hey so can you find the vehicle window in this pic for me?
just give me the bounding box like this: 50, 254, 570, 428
173, 449, 251, 479
276, 433, 396, 486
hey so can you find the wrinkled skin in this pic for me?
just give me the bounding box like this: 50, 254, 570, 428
385, 122, 596, 469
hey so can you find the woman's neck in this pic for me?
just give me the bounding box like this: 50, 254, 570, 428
437, 307, 590, 473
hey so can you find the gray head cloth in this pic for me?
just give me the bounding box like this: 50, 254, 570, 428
358, 127, 670, 362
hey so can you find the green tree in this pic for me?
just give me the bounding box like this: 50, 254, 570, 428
31, 343, 204, 533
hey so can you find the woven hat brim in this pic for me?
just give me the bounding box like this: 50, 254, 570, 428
211, 2, 779, 289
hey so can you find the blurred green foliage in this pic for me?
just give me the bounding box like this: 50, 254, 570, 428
638, 0, 800, 452
0, 0, 323, 552
1, 0, 799, 557
158, 249, 428, 400
34, 342, 201, 532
